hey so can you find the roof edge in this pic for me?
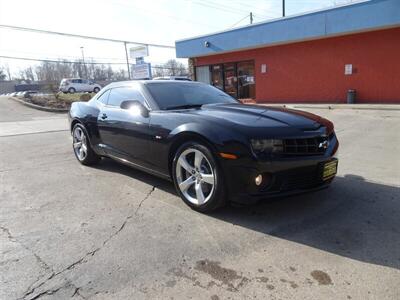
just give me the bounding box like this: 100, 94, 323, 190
175, 0, 370, 43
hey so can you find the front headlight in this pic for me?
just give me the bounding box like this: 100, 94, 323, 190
250, 139, 284, 154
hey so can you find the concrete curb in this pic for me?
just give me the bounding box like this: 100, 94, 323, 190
10, 97, 68, 113
259, 103, 400, 111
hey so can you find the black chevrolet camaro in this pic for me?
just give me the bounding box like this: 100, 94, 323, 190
68, 80, 339, 212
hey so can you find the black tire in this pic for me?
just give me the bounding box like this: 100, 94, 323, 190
72, 123, 100, 166
68, 87, 76, 94
93, 87, 100, 93
172, 141, 226, 212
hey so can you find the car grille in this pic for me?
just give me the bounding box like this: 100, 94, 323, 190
267, 165, 325, 192
282, 135, 330, 156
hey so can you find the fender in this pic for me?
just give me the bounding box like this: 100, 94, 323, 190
69, 101, 101, 146
168, 122, 250, 157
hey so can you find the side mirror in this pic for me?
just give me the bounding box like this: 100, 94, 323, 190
120, 100, 149, 117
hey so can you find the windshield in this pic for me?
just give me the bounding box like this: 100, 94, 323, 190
145, 82, 238, 110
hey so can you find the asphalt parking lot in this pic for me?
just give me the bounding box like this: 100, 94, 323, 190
1, 96, 399, 300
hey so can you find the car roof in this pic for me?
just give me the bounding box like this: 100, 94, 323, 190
105, 80, 200, 89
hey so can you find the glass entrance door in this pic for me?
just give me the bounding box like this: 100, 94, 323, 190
237, 61, 255, 99
211, 65, 223, 90
223, 63, 238, 98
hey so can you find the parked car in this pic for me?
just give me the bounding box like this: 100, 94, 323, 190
59, 78, 101, 94
23, 91, 38, 98
68, 81, 339, 212
153, 76, 192, 81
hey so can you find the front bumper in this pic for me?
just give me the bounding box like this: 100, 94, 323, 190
222, 136, 339, 204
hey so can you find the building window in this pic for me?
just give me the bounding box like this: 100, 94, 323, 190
195, 66, 211, 85
195, 60, 255, 100
211, 65, 223, 90
223, 63, 237, 98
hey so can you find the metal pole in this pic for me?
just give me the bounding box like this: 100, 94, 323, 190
124, 42, 131, 80
283, 0, 286, 17
80, 46, 87, 78
250, 12, 253, 24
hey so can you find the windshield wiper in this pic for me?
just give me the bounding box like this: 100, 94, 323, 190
165, 104, 203, 110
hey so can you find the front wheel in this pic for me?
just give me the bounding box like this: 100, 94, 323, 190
72, 124, 100, 165
172, 141, 226, 212
68, 87, 76, 94
93, 87, 100, 93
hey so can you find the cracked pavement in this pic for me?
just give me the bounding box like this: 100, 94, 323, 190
1, 96, 400, 299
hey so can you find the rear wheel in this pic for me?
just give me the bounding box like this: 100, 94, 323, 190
172, 141, 226, 212
72, 124, 100, 165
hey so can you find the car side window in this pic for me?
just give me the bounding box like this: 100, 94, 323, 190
107, 87, 146, 107
96, 89, 110, 104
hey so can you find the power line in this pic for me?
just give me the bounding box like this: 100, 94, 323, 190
199, 0, 276, 19
0, 55, 181, 70
0, 24, 175, 49
0, 55, 126, 65
199, 0, 265, 17
229, 14, 251, 28
0, 49, 128, 61
106, 0, 221, 30
231, 0, 280, 16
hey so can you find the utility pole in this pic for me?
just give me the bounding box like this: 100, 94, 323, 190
124, 42, 131, 80
80, 46, 87, 78
282, 0, 286, 17
250, 12, 253, 24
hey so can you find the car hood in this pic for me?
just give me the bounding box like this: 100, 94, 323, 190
184, 103, 333, 137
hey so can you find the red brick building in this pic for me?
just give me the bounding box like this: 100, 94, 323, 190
176, 0, 400, 103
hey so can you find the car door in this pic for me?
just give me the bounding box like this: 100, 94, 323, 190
71, 79, 81, 92
97, 86, 151, 166
88, 80, 95, 92
81, 79, 89, 92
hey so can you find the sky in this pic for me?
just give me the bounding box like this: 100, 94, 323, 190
0, 0, 359, 77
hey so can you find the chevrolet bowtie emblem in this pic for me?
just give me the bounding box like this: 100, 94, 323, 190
319, 140, 329, 149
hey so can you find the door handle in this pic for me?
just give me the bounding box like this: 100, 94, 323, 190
101, 113, 108, 120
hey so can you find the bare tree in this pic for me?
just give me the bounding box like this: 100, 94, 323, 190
4, 64, 11, 80
163, 59, 187, 76
151, 59, 188, 78
24, 66, 35, 81
0, 67, 6, 80
14, 60, 122, 83
152, 65, 167, 78
113, 69, 127, 81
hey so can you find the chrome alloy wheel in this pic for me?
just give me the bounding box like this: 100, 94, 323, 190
176, 148, 215, 205
73, 126, 88, 161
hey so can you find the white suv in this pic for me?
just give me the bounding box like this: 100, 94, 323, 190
59, 78, 101, 93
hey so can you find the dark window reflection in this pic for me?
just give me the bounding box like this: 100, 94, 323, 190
237, 61, 255, 99
224, 63, 237, 98
211, 65, 223, 90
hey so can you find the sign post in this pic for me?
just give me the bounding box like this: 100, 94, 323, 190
130, 45, 151, 79
131, 63, 152, 80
